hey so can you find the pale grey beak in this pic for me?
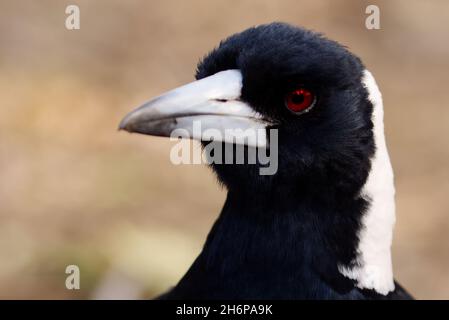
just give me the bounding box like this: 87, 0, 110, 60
119, 70, 270, 147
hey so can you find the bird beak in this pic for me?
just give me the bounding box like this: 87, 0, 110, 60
119, 70, 270, 147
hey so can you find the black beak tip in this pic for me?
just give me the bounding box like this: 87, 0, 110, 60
118, 116, 132, 132
118, 122, 126, 132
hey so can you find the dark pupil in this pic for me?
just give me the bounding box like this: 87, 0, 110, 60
291, 93, 304, 104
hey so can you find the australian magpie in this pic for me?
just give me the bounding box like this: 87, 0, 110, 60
119, 22, 413, 300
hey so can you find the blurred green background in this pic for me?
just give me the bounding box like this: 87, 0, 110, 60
0, 0, 448, 299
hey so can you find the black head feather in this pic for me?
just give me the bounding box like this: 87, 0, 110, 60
197, 23, 374, 198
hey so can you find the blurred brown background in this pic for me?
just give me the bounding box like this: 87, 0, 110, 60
0, 0, 448, 299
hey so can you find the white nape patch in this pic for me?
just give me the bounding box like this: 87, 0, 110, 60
338, 70, 396, 295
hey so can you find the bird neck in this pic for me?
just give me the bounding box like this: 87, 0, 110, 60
192, 188, 367, 298
338, 70, 396, 295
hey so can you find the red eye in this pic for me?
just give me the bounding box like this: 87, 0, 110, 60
285, 87, 315, 114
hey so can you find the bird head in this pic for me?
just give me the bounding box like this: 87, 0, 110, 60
120, 22, 374, 196
119, 22, 397, 296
